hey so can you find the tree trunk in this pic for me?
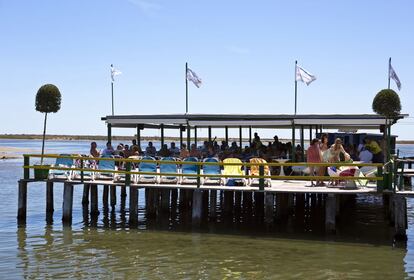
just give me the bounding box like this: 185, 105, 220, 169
41, 112, 48, 165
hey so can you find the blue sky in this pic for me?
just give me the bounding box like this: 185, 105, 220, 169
0, 0, 413, 139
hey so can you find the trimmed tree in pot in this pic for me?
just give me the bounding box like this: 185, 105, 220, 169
35, 84, 61, 179
372, 89, 401, 162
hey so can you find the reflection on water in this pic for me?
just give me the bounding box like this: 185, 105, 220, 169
1, 141, 414, 278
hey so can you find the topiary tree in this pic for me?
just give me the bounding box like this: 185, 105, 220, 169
36, 84, 61, 164
372, 89, 401, 118
372, 89, 401, 162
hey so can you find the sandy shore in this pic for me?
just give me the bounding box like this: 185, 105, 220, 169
0, 146, 36, 159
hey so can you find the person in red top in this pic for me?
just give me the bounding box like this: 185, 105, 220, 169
307, 138, 323, 186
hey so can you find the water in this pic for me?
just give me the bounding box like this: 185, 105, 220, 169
1, 139, 414, 279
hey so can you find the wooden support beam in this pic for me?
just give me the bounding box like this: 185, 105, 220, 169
46, 181, 54, 214
265, 192, 274, 224
146, 189, 156, 218
90, 184, 99, 216
325, 193, 336, 234
161, 189, 170, 212
192, 189, 204, 226
110, 186, 117, 208
82, 184, 90, 205
129, 187, 138, 225
394, 195, 407, 241
234, 191, 242, 219
254, 192, 264, 221
62, 183, 74, 225
17, 180, 27, 224
103, 185, 109, 210
209, 190, 217, 220
223, 191, 234, 217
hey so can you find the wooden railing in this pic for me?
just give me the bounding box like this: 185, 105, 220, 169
23, 154, 384, 191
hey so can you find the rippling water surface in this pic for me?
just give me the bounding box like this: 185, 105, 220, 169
0, 140, 414, 279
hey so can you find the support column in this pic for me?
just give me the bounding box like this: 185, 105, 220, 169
103, 185, 109, 210
62, 183, 74, 225
239, 126, 242, 150
325, 193, 336, 234
186, 124, 191, 150
194, 126, 198, 146
209, 190, 217, 220
179, 125, 183, 148
146, 188, 157, 218
129, 187, 138, 225
300, 125, 304, 161
265, 192, 274, 224
107, 123, 112, 144
161, 189, 170, 212
137, 126, 141, 150
160, 124, 165, 147
82, 184, 90, 205
110, 186, 117, 208
394, 195, 407, 241
249, 126, 252, 145
17, 180, 27, 224
90, 184, 99, 216
208, 126, 212, 143
291, 121, 296, 162
225, 126, 229, 145
192, 189, 204, 226
46, 181, 54, 214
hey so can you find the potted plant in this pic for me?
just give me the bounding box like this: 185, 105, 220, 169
34, 84, 61, 180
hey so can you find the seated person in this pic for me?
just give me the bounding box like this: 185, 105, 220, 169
158, 144, 171, 157
169, 142, 180, 157
179, 143, 190, 158
359, 146, 373, 163
189, 143, 202, 159
145, 142, 157, 157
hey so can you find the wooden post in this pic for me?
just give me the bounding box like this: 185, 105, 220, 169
394, 195, 407, 241
325, 193, 336, 234
254, 191, 264, 221
192, 189, 203, 226
110, 186, 117, 208
23, 156, 30, 179
103, 185, 109, 210
223, 191, 234, 217
194, 126, 198, 146
179, 125, 183, 148
147, 188, 156, 218
265, 192, 274, 224
17, 180, 27, 223
208, 126, 212, 143
129, 186, 138, 225
209, 190, 217, 220
82, 184, 90, 205
249, 126, 252, 145
160, 124, 164, 147
276, 193, 288, 221
225, 126, 229, 145
239, 126, 242, 150
161, 189, 170, 212
234, 191, 242, 219
46, 181, 54, 214
90, 184, 99, 216
62, 183, 74, 225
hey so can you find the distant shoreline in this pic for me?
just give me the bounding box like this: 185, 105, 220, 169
1, 134, 414, 144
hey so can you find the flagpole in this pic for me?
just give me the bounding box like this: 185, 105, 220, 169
185, 62, 188, 114
388, 57, 391, 89
111, 81, 114, 115
294, 60, 298, 115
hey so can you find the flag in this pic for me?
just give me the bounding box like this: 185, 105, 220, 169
111, 64, 122, 82
186, 68, 202, 88
295, 65, 316, 86
389, 62, 401, 91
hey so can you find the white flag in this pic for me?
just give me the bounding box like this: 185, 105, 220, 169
111, 64, 122, 82
186, 68, 202, 88
389, 62, 401, 91
295, 65, 316, 86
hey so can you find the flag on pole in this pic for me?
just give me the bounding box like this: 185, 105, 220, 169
295, 65, 316, 86
389, 61, 401, 91
111, 64, 122, 82
186, 68, 202, 88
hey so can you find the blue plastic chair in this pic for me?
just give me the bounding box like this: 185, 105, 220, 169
95, 156, 118, 181
181, 157, 200, 184
137, 156, 158, 183
203, 157, 223, 185
48, 154, 74, 180
159, 157, 179, 183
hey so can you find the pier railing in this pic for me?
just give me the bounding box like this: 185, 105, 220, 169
23, 154, 384, 191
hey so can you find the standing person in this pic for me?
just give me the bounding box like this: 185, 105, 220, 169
90, 142, 100, 158
317, 133, 329, 182
307, 138, 323, 186
365, 138, 383, 163
329, 138, 350, 163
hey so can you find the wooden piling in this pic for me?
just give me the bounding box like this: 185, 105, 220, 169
46, 181, 54, 214
82, 184, 90, 205
276, 193, 288, 221
161, 189, 170, 212
209, 190, 217, 220
192, 189, 204, 226
90, 184, 99, 216
394, 194, 407, 241
103, 185, 109, 210
110, 186, 117, 208
17, 180, 27, 223
234, 191, 242, 219
129, 186, 138, 225
264, 192, 274, 224
146, 188, 156, 218
325, 193, 336, 234
223, 191, 234, 217
254, 192, 264, 221
62, 183, 74, 225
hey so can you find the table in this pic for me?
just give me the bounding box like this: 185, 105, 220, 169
275, 158, 290, 176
